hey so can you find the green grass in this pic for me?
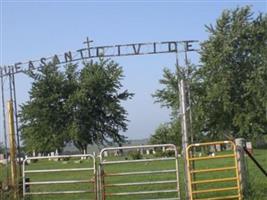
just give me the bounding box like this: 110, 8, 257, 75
1, 149, 266, 200
246, 149, 267, 200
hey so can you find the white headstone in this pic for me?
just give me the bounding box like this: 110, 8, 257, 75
139, 149, 144, 155
114, 151, 118, 156
104, 151, 108, 157
0, 159, 7, 165
246, 142, 252, 149
216, 144, 221, 151
246, 142, 253, 154
210, 145, 215, 152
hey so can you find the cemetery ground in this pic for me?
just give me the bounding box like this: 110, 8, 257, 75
0, 149, 266, 200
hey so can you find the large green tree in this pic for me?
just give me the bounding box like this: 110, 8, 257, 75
198, 7, 267, 139
20, 65, 67, 153
154, 6, 267, 141
66, 59, 133, 152
20, 59, 133, 153
152, 65, 200, 142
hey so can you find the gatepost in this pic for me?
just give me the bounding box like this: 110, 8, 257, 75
235, 138, 248, 198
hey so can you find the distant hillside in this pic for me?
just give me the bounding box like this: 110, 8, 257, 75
63, 138, 149, 154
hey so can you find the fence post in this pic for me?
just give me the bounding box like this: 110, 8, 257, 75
178, 79, 190, 199
235, 138, 248, 198
7, 101, 18, 200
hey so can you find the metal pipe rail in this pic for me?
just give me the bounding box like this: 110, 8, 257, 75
186, 141, 242, 200
101, 157, 176, 164
25, 190, 94, 195
105, 169, 177, 176
194, 195, 240, 200
22, 154, 96, 199
24, 167, 94, 173
190, 166, 236, 173
188, 154, 235, 161
99, 144, 181, 200
105, 180, 177, 187
106, 189, 178, 196
25, 179, 94, 185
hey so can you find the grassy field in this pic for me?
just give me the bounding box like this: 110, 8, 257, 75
0, 149, 266, 200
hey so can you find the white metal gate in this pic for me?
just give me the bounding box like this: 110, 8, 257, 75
22, 154, 96, 200
99, 144, 181, 200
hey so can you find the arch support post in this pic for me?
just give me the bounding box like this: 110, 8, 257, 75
7, 100, 18, 199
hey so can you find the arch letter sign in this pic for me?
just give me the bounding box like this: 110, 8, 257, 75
0, 38, 198, 77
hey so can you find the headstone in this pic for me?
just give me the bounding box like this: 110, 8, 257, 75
32, 150, 36, 157
51, 152, 59, 161
25, 155, 31, 164
210, 145, 215, 152
103, 151, 108, 157
139, 149, 144, 155
162, 147, 166, 152
226, 143, 232, 150
146, 149, 150, 155
114, 151, 118, 157
216, 144, 221, 152
246, 142, 253, 154
0, 154, 7, 165
81, 149, 87, 160
2, 159, 7, 165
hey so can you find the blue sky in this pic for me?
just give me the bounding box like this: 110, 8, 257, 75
0, 1, 266, 141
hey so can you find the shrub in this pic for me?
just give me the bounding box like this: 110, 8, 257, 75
129, 151, 143, 160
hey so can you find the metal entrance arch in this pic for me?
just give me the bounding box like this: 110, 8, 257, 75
22, 154, 96, 200
99, 144, 181, 200
186, 141, 242, 200
0, 38, 198, 198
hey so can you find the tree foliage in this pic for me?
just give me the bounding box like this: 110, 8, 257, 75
20, 59, 133, 153
149, 120, 181, 148
0, 142, 5, 154
198, 6, 267, 139
66, 59, 133, 152
152, 68, 180, 118
153, 6, 267, 142
20, 65, 67, 153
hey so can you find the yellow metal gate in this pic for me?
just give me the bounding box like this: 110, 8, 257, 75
186, 141, 242, 200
